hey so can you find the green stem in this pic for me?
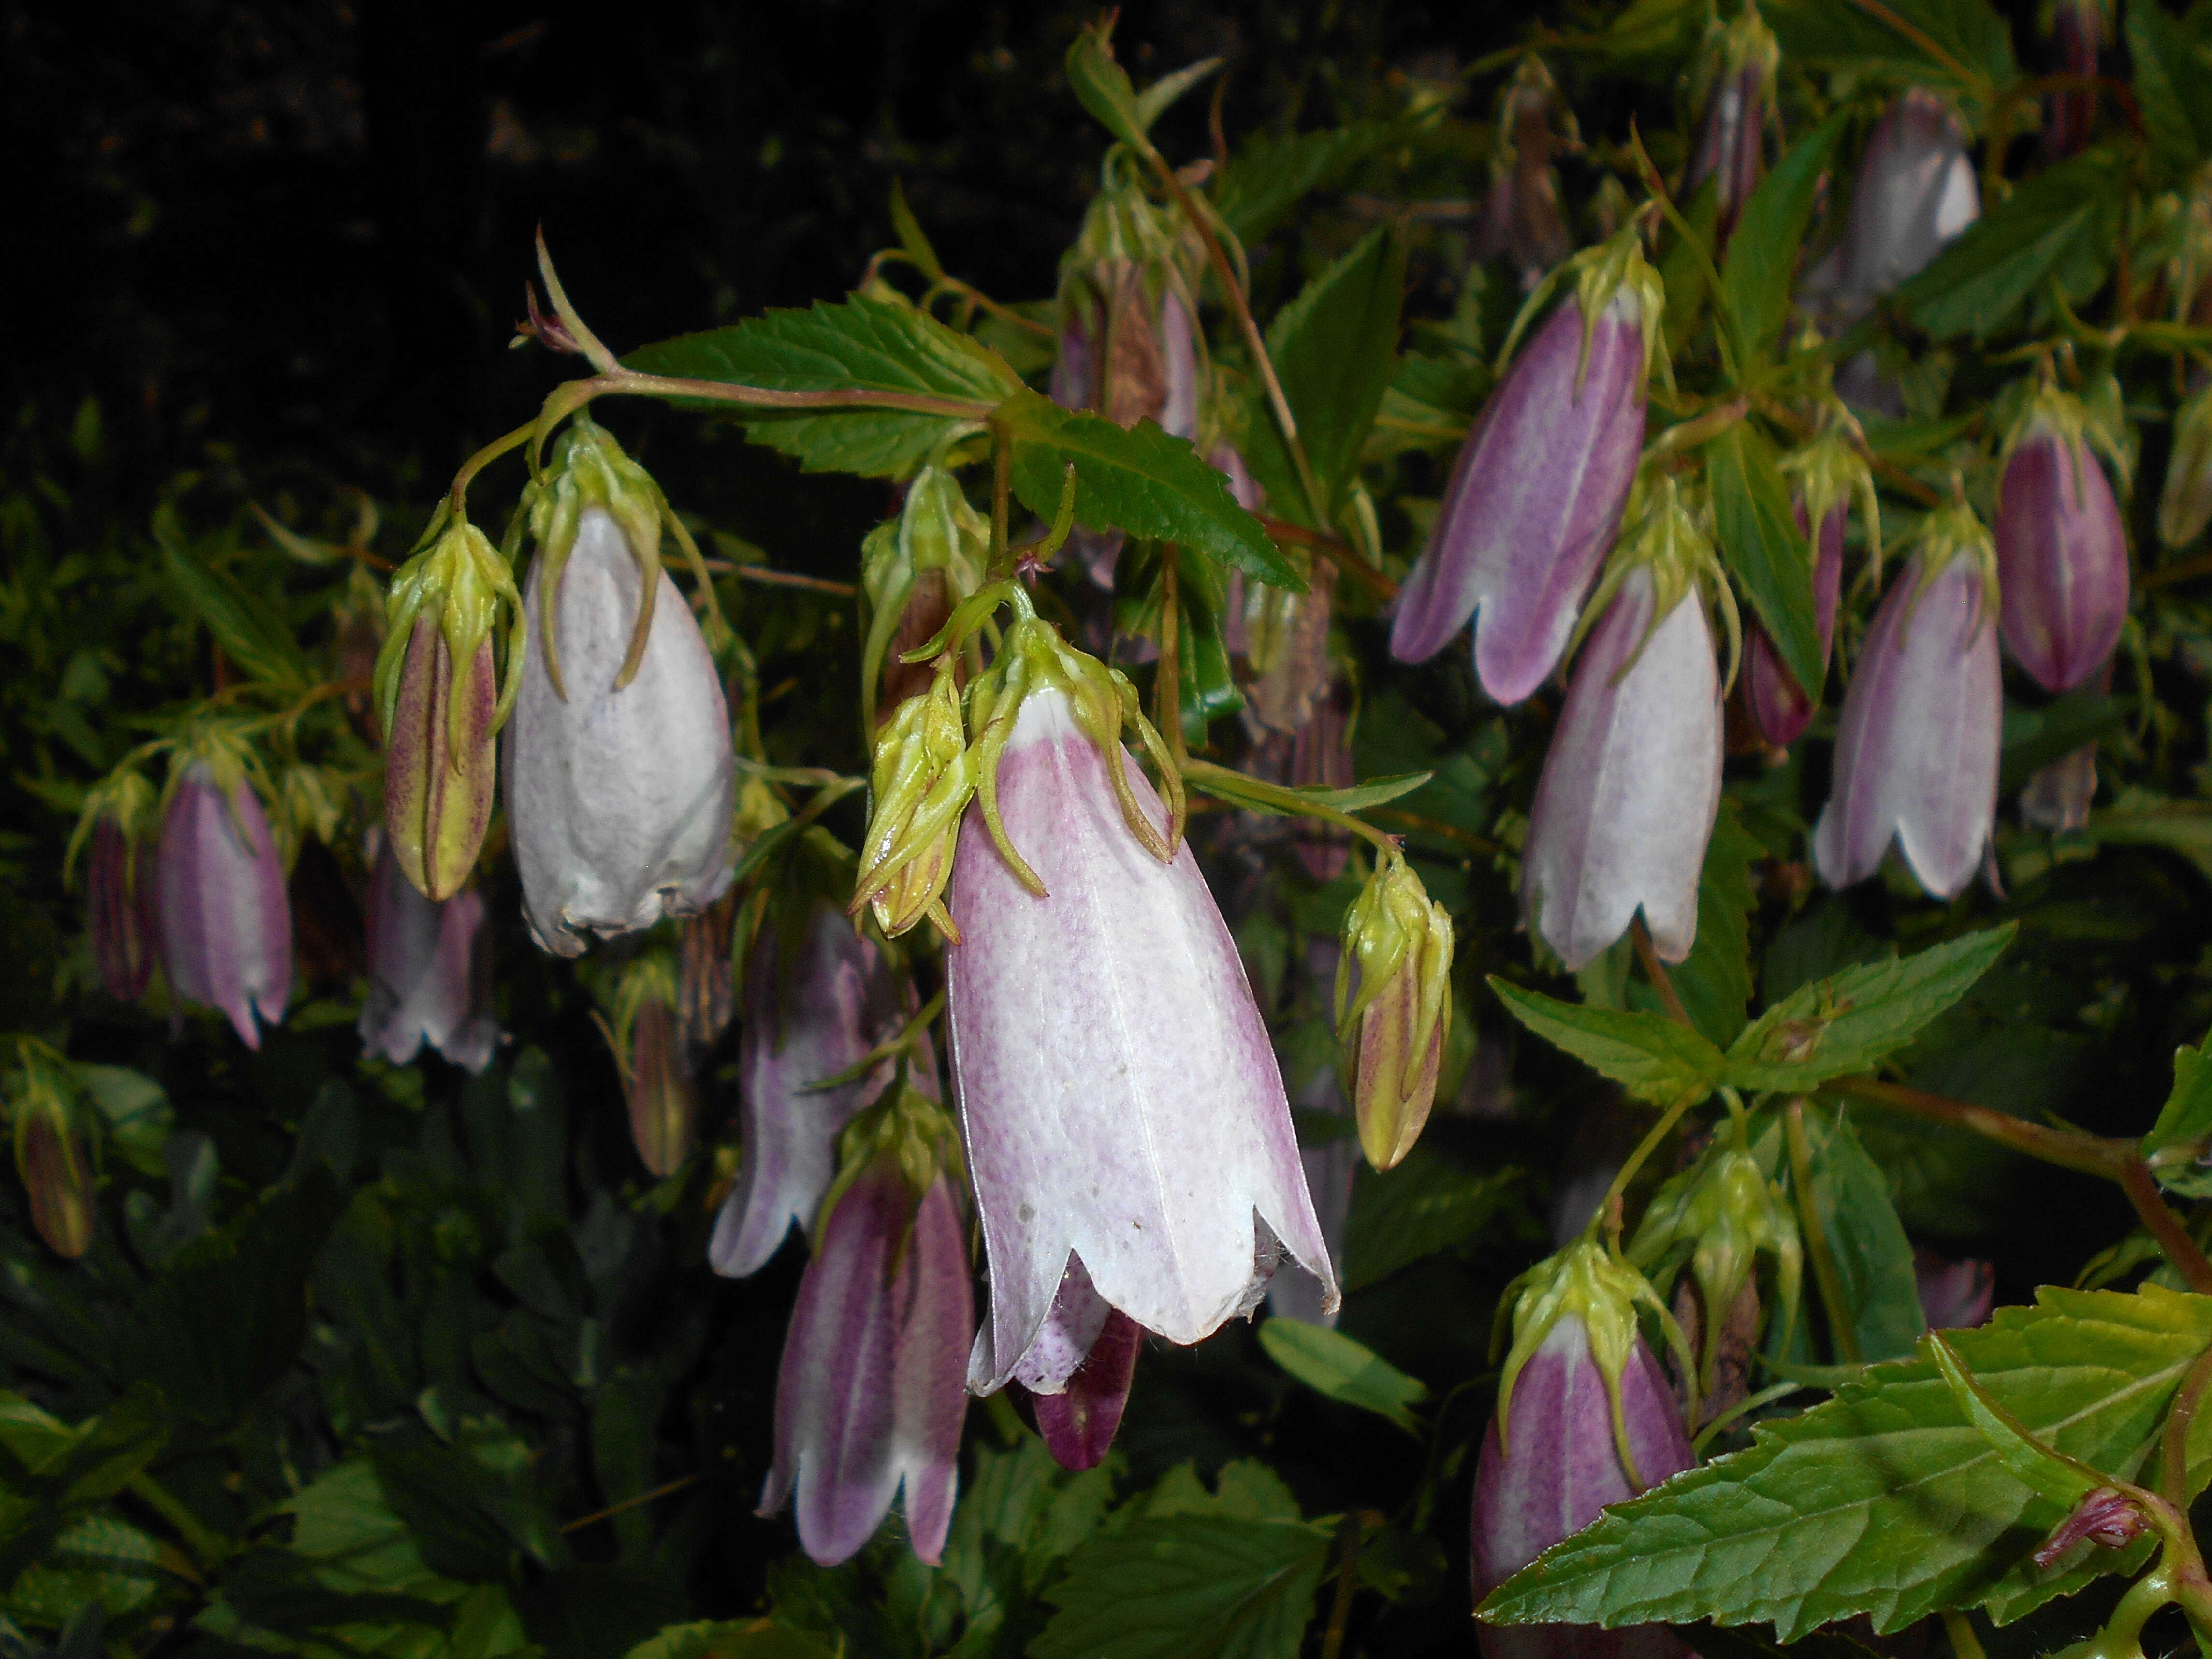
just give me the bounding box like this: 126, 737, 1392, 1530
1594, 1091, 1704, 1229
126, 1472, 228, 1571
2161, 1340, 2212, 1511
450, 421, 537, 512
1626, 126, 1741, 387
1787, 1099, 1862, 1367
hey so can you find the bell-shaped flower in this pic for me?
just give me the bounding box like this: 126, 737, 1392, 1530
598, 949, 696, 1178
374, 510, 521, 901
712, 888, 915, 1277
1838, 89, 1979, 304
1995, 385, 2130, 694
1472, 1240, 1694, 1659
1522, 479, 1728, 972
1746, 425, 1880, 749
158, 746, 292, 1049
506, 422, 735, 956
1337, 852, 1455, 1171
1812, 501, 2002, 899
6, 1040, 97, 1260
1391, 229, 1661, 701
761, 1083, 972, 1567
1472, 60, 1573, 285
944, 595, 1334, 1408
2161, 376, 2212, 551
852, 659, 975, 941
359, 834, 496, 1072
1685, 1, 1779, 246
72, 770, 160, 1003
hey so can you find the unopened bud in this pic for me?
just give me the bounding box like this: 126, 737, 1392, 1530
1336, 852, 1455, 1171
676, 890, 739, 1056
853, 661, 975, 939
6, 1041, 97, 1259
70, 770, 160, 1003
2034, 1486, 2147, 1569
602, 952, 696, 1178
861, 466, 988, 732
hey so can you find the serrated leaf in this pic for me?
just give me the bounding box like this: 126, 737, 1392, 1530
1762, 1104, 1926, 1365
1926, 1333, 2105, 1510
1479, 1285, 2212, 1639
999, 389, 1300, 588
1709, 423, 1824, 703
1490, 981, 1728, 1108
1259, 1318, 1429, 1434
1242, 226, 1406, 527
623, 1622, 836, 1659
1722, 113, 1849, 357
1671, 800, 1761, 1049
1899, 149, 2126, 344
160, 532, 310, 690
2146, 1030, 2212, 1198
1763, 0, 2013, 109
1341, 1145, 1520, 1291
1725, 926, 2015, 1094
1214, 125, 1391, 247
2127, 0, 2212, 177
1033, 1513, 1333, 1659
624, 297, 1018, 479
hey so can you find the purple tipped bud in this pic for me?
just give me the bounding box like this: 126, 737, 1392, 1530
507, 506, 736, 956
601, 955, 695, 1179
359, 837, 496, 1072
1686, 6, 1780, 247
1523, 562, 1722, 972
2021, 745, 2099, 833
947, 682, 1336, 1392
158, 760, 292, 1049
1813, 519, 2002, 900
1840, 90, 1979, 302
2161, 376, 2212, 551
760, 1160, 972, 1567
1390, 237, 1657, 700
2044, 0, 2109, 160
1032, 1312, 1141, 1472
711, 902, 912, 1277
87, 817, 160, 1004
1915, 1251, 1995, 1331
8, 1044, 97, 1260
1338, 855, 1454, 1171
2034, 1486, 2145, 1570
1745, 506, 1846, 750
1995, 399, 2130, 694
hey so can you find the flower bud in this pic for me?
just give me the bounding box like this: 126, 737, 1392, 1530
762, 1081, 971, 1565
1995, 388, 2129, 694
676, 891, 739, 1057
860, 466, 989, 733
1474, 1242, 1693, 1659
2160, 375, 2212, 550
2044, 0, 2110, 161
2034, 1487, 2146, 1570
6, 1042, 97, 1260
359, 834, 496, 1072
1685, 2, 1780, 247
1915, 1250, 1995, 1331
72, 771, 160, 1003
1474, 59, 1573, 285
507, 465, 736, 955
1813, 504, 2001, 899
852, 660, 975, 941
600, 950, 695, 1178
1243, 560, 1337, 738
1747, 427, 1879, 750
1391, 230, 1660, 700
1054, 172, 1201, 441
374, 514, 518, 902
1839, 89, 1979, 303
2021, 745, 2099, 834
1336, 853, 1455, 1172
158, 750, 292, 1049
1523, 480, 1727, 970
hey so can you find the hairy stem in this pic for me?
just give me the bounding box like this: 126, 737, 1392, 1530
1631, 917, 1694, 1030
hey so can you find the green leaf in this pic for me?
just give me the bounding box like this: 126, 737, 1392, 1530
1188, 763, 1432, 818
1926, 1333, 2105, 1510
1341, 1144, 1521, 1292
1899, 149, 2126, 344
1033, 1513, 1334, 1659
888, 179, 943, 279
1721, 113, 1849, 357
2127, 0, 2212, 176
1132, 58, 1223, 134
1763, 0, 2014, 109
1490, 980, 1729, 1108
1999, 690, 2125, 793
1670, 800, 1761, 1050
1724, 925, 2016, 1094
2086, 792, 2212, 883
623, 1623, 836, 1659
69, 1064, 170, 1178
1763, 1103, 1927, 1365
1242, 226, 1406, 526
1478, 1285, 2212, 1639
999, 389, 1300, 588
1709, 423, 1824, 704
623, 297, 1019, 479
1064, 25, 1152, 156
1214, 125, 1391, 247
1258, 1318, 1429, 1434
2146, 1029, 2212, 1198
159, 528, 310, 691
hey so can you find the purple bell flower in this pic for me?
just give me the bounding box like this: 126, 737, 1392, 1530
1685, 3, 1779, 248
760, 1153, 972, 1567
158, 757, 292, 1049
710, 900, 913, 1277
1390, 232, 1660, 703
1812, 506, 2002, 900
359, 835, 496, 1072
1994, 390, 2130, 694
1522, 484, 1725, 972
1019, 1263, 1143, 1471
1839, 89, 1980, 303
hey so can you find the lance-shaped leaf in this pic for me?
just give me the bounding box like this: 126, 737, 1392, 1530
1723, 925, 2015, 1093
160, 530, 310, 691
1709, 423, 1823, 704
1259, 1318, 1429, 1435
1490, 981, 1728, 1109
1721, 112, 1848, 357
1478, 1284, 2212, 1640
2126, 0, 2212, 179
2144, 1029, 2212, 1199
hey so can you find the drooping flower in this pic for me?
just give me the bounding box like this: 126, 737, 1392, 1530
158, 746, 292, 1049
72, 770, 160, 1003
1994, 384, 2130, 694
1521, 478, 1728, 971
711, 887, 914, 1278
1837, 88, 1980, 304
1685, 1, 1780, 247
506, 423, 736, 956
944, 594, 1334, 1420
1472, 1241, 1694, 1659
2020, 745, 2100, 833
374, 510, 522, 902
760, 1084, 971, 1567
1746, 424, 1880, 750
1337, 852, 1455, 1171
359, 834, 496, 1072
1812, 501, 2002, 900
1390, 229, 1662, 702
598, 949, 696, 1178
